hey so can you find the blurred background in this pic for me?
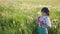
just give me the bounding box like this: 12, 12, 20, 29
0, 0, 60, 34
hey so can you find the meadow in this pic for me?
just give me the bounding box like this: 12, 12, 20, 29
0, 0, 60, 34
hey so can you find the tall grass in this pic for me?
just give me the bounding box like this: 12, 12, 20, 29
0, 0, 60, 34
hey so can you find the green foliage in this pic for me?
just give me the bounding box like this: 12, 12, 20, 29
0, 0, 60, 34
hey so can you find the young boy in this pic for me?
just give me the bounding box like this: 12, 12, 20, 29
38, 7, 51, 34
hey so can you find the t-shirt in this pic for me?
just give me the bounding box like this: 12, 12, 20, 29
38, 16, 51, 27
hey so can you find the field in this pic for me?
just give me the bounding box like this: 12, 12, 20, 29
0, 0, 60, 34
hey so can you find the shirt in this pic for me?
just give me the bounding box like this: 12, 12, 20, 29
38, 16, 51, 27
41, 16, 51, 27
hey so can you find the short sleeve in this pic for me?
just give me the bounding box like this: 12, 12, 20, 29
45, 17, 51, 27
38, 16, 40, 23
37, 16, 40, 26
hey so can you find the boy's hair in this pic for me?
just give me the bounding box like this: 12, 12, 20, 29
41, 7, 50, 16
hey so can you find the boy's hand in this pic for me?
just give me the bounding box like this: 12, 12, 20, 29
40, 21, 51, 29
40, 21, 44, 26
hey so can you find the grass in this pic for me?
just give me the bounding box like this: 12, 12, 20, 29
0, 0, 60, 34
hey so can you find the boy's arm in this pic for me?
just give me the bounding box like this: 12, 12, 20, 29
40, 21, 51, 29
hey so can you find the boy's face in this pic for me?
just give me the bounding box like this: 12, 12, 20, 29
41, 11, 47, 16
